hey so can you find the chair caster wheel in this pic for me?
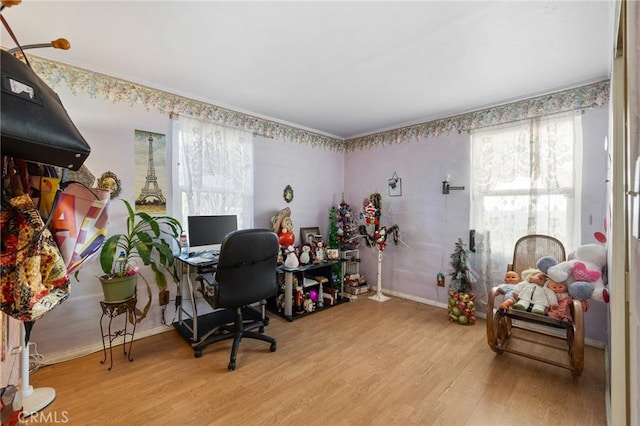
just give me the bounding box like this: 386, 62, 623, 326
259, 326, 265, 334
228, 361, 236, 371
270, 342, 277, 352
263, 317, 270, 326
194, 350, 202, 358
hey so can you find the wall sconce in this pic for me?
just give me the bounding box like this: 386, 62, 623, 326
388, 172, 402, 197
442, 174, 465, 195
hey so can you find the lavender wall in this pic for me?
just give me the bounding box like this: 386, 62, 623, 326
28, 87, 344, 362
344, 107, 609, 343
343, 132, 471, 305
25, 83, 609, 363
253, 135, 344, 237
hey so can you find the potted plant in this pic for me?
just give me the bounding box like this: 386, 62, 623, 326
99, 199, 183, 303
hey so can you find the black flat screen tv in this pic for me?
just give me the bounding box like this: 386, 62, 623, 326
187, 215, 238, 249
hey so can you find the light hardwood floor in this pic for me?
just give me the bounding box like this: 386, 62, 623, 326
30, 295, 606, 425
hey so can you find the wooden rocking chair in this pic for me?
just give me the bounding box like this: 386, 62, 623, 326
486, 235, 586, 376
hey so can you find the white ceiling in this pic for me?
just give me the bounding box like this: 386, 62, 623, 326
1, 1, 615, 139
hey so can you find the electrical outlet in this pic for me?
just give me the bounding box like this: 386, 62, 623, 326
159, 290, 170, 306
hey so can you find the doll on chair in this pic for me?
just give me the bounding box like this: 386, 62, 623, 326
512, 269, 557, 315
497, 270, 521, 309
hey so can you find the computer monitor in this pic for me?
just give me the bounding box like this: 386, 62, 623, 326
187, 215, 238, 252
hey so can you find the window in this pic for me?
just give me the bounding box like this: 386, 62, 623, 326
470, 111, 582, 288
173, 116, 254, 231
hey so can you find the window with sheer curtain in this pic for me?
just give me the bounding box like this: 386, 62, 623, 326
174, 115, 254, 230
470, 111, 583, 296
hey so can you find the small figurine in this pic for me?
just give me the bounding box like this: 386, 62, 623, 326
303, 292, 315, 312
284, 245, 299, 268
299, 244, 312, 265
315, 241, 326, 262
295, 285, 305, 313
278, 216, 295, 247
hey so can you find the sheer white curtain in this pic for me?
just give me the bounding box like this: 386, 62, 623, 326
175, 115, 254, 229
470, 111, 583, 297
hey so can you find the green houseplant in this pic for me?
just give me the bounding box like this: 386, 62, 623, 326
99, 199, 183, 304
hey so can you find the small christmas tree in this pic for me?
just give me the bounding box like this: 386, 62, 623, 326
335, 200, 359, 249
447, 238, 477, 325
328, 206, 339, 249
328, 206, 341, 290
448, 237, 476, 293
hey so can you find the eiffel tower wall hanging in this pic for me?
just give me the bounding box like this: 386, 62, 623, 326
134, 130, 168, 214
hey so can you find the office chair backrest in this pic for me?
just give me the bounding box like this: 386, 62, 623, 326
215, 229, 279, 308
509, 234, 566, 277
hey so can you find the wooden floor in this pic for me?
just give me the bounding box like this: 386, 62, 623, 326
30, 295, 606, 425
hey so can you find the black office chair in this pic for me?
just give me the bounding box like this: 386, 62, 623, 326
194, 229, 279, 370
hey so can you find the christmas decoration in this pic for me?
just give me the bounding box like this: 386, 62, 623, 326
333, 200, 360, 249
447, 238, 477, 325
328, 206, 339, 249
448, 291, 476, 325
448, 237, 476, 293
356, 192, 401, 302
358, 193, 399, 252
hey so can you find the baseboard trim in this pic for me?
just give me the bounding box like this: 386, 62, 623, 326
41, 325, 173, 366
42, 290, 606, 364
381, 288, 606, 349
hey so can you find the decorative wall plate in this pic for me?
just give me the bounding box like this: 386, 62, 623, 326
283, 185, 294, 203
97, 171, 122, 199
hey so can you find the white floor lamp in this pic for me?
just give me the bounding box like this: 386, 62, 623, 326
19, 323, 55, 416
369, 249, 390, 302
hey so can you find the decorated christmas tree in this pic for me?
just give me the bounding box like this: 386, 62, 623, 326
334, 200, 360, 249
356, 192, 401, 302
328, 206, 341, 290
448, 237, 476, 293
447, 238, 477, 325
357, 193, 399, 252
328, 206, 339, 249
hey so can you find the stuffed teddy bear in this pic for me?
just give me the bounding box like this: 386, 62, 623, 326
546, 243, 608, 303
512, 268, 558, 315
497, 270, 520, 309
536, 256, 558, 274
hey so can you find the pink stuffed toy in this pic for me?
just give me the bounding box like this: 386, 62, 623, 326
546, 244, 608, 303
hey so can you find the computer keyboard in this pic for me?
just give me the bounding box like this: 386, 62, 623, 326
189, 250, 219, 258
202, 252, 218, 260
187, 250, 219, 265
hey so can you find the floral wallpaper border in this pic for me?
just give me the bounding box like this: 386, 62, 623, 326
344, 79, 610, 152
30, 57, 343, 151
31, 56, 609, 153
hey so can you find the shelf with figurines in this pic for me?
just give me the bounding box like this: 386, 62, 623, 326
269, 245, 348, 320
268, 207, 350, 320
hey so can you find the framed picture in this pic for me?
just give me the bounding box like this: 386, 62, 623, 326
388, 172, 402, 197
326, 248, 339, 260
300, 227, 320, 245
